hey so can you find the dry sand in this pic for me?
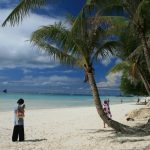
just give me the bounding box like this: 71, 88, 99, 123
0, 103, 150, 150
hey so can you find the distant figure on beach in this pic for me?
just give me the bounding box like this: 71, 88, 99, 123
12, 98, 25, 142
121, 99, 123, 104
136, 98, 140, 104
102, 100, 112, 128
145, 99, 147, 105
107, 98, 110, 104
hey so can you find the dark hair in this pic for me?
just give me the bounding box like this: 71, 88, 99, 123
17, 98, 24, 105
104, 100, 108, 104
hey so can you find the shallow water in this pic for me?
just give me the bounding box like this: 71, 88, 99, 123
0, 93, 140, 111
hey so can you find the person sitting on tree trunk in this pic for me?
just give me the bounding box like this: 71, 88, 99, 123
102, 100, 112, 128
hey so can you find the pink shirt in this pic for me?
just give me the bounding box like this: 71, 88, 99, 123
103, 103, 112, 118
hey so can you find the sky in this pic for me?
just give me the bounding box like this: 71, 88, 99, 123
0, 0, 122, 95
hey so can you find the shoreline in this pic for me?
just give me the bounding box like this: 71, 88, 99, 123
0, 94, 141, 112
0, 101, 137, 113
0, 103, 149, 150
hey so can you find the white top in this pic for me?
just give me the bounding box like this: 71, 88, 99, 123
14, 105, 24, 125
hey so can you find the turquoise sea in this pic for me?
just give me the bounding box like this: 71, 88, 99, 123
0, 93, 139, 111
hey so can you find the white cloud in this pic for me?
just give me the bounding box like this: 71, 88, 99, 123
3, 75, 83, 87
100, 54, 114, 66
2, 81, 8, 85
22, 68, 33, 74
63, 70, 76, 73
101, 58, 111, 66
0, 0, 13, 5
0, 8, 65, 69
97, 72, 122, 88
115, 58, 122, 64
24, 75, 82, 86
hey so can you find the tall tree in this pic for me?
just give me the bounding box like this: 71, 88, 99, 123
86, 0, 150, 74
30, 14, 145, 133
123, 0, 150, 74
108, 26, 150, 95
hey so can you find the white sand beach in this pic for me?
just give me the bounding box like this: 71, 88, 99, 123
0, 103, 150, 150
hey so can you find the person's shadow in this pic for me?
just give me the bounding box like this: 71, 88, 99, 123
25, 139, 47, 142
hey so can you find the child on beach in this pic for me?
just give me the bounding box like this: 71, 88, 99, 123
102, 100, 112, 128
12, 98, 25, 142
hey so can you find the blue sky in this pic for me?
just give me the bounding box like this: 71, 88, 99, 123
0, 0, 122, 95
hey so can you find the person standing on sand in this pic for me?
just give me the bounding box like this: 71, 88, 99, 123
12, 98, 25, 142
121, 99, 123, 104
102, 100, 112, 128
107, 98, 110, 104
136, 98, 140, 104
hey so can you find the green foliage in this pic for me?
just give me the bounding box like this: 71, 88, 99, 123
108, 20, 149, 95
2, 0, 46, 26
31, 13, 119, 68
120, 72, 148, 95
108, 62, 130, 74
31, 22, 78, 66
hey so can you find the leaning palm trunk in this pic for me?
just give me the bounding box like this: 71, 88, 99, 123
137, 67, 150, 96
138, 27, 150, 74
87, 72, 146, 134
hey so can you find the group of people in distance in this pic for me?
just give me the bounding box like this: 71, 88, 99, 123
136, 97, 147, 105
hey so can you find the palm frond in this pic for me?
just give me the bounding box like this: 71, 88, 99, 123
31, 22, 88, 66
104, 16, 128, 36
93, 40, 120, 61
65, 14, 76, 25
2, 0, 46, 26
130, 62, 138, 78
126, 45, 143, 61
108, 61, 130, 74
37, 23, 87, 58
92, 0, 123, 16
31, 39, 77, 66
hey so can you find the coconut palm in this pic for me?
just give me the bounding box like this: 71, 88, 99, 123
109, 24, 150, 95
84, 0, 150, 74
30, 12, 146, 133
123, 0, 150, 74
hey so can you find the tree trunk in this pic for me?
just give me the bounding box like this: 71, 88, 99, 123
138, 26, 150, 74
137, 67, 150, 96
87, 72, 146, 134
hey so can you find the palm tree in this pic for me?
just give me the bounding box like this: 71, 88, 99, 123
109, 26, 150, 95
123, 0, 150, 74
30, 14, 145, 133
85, 0, 150, 74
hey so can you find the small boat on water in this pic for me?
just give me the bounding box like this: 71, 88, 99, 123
3, 89, 7, 93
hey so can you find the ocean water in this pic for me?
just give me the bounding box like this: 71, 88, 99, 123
0, 93, 139, 111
